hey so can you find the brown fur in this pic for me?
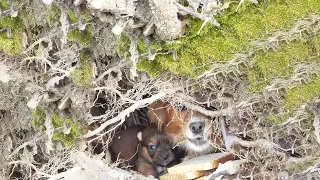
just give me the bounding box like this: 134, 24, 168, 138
109, 125, 145, 167
147, 101, 223, 159
110, 125, 179, 177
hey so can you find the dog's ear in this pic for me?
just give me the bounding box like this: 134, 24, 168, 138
147, 101, 172, 129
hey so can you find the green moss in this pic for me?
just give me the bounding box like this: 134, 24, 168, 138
289, 163, 308, 173
0, 30, 23, 55
52, 117, 86, 147
247, 66, 270, 92
137, 0, 320, 77
80, 10, 93, 21
285, 77, 320, 110
31, 108, 46, 132
0, 0, 10, 10
0, 16, 23, 55
66, 118, 86, 138
67, 9, 78, 24
311, 35, 320, 52
70, 52, 92, 86
67, 26, 92, 46
308, 155, 320, 166
248, 39, 315, 92
300, 107, 315, 130
115, 33, 131, 58
150, 41, 166, 51
267, 112, 293, 124
137, 39, 148, 54
52, 132, 74, 146
31, 109, 86, 146
137, 58, 164, 77
46, 3, 61, 26
289, 154, 320, 173
51, 113, 64, 128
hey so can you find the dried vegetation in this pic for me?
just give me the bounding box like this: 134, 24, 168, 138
0, 0, 320, 179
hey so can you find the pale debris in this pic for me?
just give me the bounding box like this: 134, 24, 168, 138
27, 92, 43, 109
0, 63, 12, 83
45, 114, 55, 153
149, 0, 182, 40
87, 0, 137, 16
48, 151, 156, 180
206, 159, 247, 180
42, 0, 54, 5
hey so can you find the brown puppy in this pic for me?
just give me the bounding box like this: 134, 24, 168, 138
147, 101, 223, 159
109, 125, 179, 177
109, 125, 145, 167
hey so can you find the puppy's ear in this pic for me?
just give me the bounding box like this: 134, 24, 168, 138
137, 131, 143, 142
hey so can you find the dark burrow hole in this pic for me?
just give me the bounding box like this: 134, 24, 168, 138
87, 94, 221, 168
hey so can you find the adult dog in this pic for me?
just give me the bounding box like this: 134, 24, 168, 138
147, 101, 223, 159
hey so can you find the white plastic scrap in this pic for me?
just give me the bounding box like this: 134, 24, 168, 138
206, 159, 247, 180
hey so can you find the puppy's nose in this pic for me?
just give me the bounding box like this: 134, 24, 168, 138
161, 155, 168, 160
189, 121, 204, 134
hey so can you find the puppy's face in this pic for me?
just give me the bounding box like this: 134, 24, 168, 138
142, 134, 176, 166
179, 110, 213, 152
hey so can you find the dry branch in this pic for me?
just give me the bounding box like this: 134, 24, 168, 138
8, 161, 51, 178
311, 103, 320, 145
84, 91, 170, 138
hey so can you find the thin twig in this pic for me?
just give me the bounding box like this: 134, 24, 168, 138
84, 91, 170, 138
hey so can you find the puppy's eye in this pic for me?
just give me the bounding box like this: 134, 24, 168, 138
149, 145, 157, 151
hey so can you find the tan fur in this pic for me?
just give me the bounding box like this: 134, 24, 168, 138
136, 159, 158, 177
148, 101, 223, 159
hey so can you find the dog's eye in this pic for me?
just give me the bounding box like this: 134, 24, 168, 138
149, 145, 157, 151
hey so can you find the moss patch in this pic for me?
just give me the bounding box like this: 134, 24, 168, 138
67, 9, 78, 24
31, 108, 46, 132
285, 77, 320, 110
67, 26, 92, 47
0, 16, 23, 55
52, 113, 64, 128
52, 117, 86, 147
70, 52, 92, 86
137, 39, 148, 54
266, 107, 314, 130
46, 3, 61, 26
248, 37, 318, 92
289, 154, 320, 173
267, 111, 293, 125
137, 0, 320, 77
137, 57, 164, 77
115, 33, 131, 59
31, 109, 86, 147
0, 0, 10, 10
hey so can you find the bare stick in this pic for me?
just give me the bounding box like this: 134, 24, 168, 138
23, 30, 61, 54
173, 1, 219, 26
184, 102, 233, 117
8, 161, 51, 178
8, 135, 42, 159
312, 105, 320, 145
220, 115, 232, 151
84, 91, 169, 138
93, 61, 130, 84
